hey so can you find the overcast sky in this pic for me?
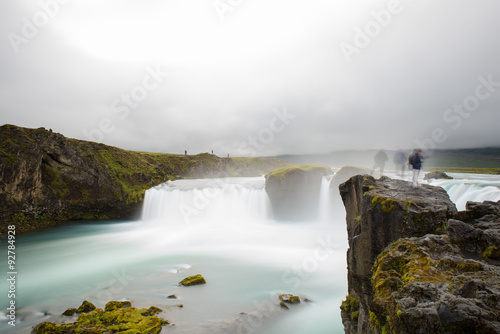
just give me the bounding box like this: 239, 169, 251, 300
1, 0, 499, 156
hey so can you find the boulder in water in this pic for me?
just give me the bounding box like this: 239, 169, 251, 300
61, 308, 77, 316
279, 294, 301, 304
265, 164, 332, 221
34, 301, 169, 334
104, 300, 132, 312
179, 274, 207, 286
424, 171, 453, 180
76, 300, 96, 313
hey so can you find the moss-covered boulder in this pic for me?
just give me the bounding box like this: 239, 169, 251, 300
104, 300, 132, 312
76, 300, 96, 313
279, 294, 300, 304
61, 308, 77, 316
265, 164, 332, 221
34, 302, 168, 334
179, 274, 207, 286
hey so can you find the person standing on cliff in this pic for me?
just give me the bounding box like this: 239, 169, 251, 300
409, 149, 423, 187
371, 149, 389, 176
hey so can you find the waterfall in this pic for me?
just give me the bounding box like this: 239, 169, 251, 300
142, 177, 272, 225
429, 175, 500, 211
318, 174, 334, 222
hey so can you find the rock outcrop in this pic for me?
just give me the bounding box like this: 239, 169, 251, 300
0, 125, 291, 234
265, 164, 332, 221
424, 171, 453, 180
339, 175, 500, 333
35, 300, 168, 334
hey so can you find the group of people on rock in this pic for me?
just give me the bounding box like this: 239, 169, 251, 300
371, 148, 425, 187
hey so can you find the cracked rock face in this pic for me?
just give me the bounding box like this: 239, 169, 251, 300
339, 175, 500, 333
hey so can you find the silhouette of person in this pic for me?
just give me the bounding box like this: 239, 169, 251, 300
393, 149, 407, 177
409, 149, 423, 187
185, 150, 187, 156
371, 149, 389, 176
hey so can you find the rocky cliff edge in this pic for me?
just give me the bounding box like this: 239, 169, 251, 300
339, 175, 500, 333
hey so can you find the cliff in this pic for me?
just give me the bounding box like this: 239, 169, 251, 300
0, 124, 292, 233
339, 175, 500, 333
264, 164, 332, 221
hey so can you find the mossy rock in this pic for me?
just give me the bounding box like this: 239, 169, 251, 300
76, 300, 96, 313
104, 300, 132, 312
141, 306, 163, 316
279, 294, 300, 304
61, 308, 77, 316
34, 302, 168, 334
179, 274, 207, 286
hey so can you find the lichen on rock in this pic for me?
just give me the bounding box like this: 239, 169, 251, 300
339, 175, 500, 333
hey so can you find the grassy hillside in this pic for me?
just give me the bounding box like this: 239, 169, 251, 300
0, 124, 292, 234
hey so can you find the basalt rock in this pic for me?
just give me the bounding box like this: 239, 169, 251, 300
340, 175, 500, 333
339, 175, 457, 333
265, 164, 332, 221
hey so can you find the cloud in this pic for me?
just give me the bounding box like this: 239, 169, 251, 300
1, 0, 499, 156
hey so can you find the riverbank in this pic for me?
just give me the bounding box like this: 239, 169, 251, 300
0, 124, 292, 235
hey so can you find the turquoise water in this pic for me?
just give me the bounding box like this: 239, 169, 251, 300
1, 173, 498, 333
0, 177, 348, 333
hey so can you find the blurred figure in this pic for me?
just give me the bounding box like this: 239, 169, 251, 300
408, 149, 423, 187
371, 149, 389, 176
393, 149, 407, 177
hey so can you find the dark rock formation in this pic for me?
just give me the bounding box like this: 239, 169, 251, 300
0, 124, 291, 234
339, 175, 500, 333
424, 171, 453, 180
265, 164, 332, 221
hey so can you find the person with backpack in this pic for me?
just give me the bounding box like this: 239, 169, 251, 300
408, 149, 423, 187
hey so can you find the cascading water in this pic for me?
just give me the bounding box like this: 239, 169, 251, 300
3, 171, 498, 333
426, 173, 500, 210
142, 177, 272, 224
0, 177, 347, 334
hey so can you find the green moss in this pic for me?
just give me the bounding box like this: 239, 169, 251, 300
179, 274, 207, 286
35, 302, 168, 334
381, 199, 395, 213
76, 300, 96, 313
372, 196, 380, 206
104, 301, 132, 312
481, 245, 499, 260
354, 215, 361, 223
340, 295, 359, 313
